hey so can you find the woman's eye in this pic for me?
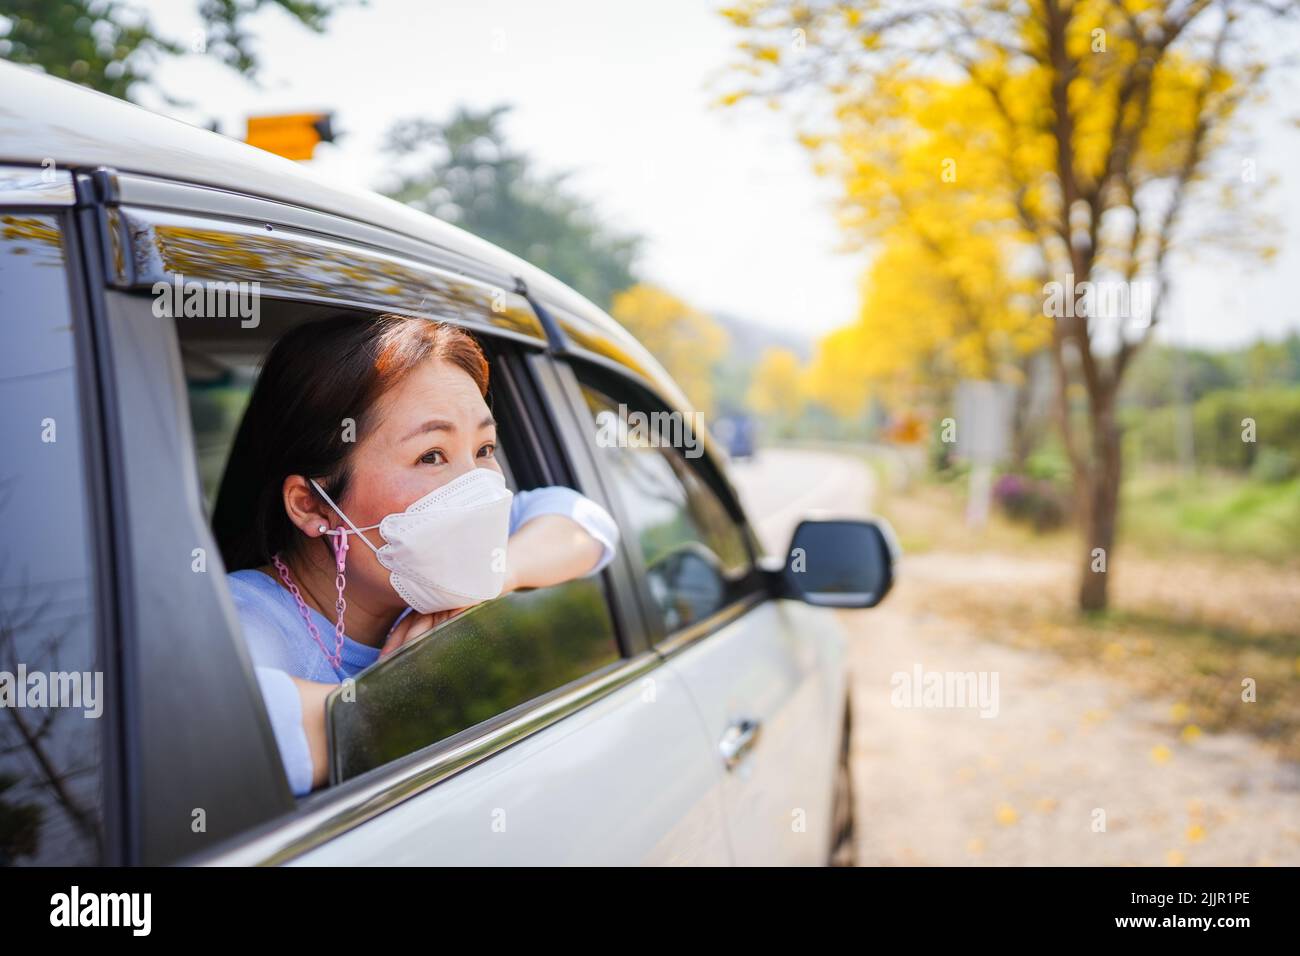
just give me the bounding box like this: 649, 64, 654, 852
419, 449, 447, 465
477, 443, 496, 459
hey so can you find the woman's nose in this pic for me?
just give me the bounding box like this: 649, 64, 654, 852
448, 457, 493, 480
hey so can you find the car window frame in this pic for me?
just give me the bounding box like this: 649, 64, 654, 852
76, 171, 670, 865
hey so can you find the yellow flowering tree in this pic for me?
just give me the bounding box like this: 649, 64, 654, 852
721, 0, 1290, 611
747, 347, 809, 434
610, 283, 729, 414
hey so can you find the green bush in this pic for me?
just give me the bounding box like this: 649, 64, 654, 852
1128, 387, 1300, 473
1251, 447, 1299, 484
993, 472, 1070, 532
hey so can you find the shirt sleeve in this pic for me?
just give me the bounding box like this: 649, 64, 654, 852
510, 486, 620, 576
253, 666, 315, 798
227, 573, 297, 672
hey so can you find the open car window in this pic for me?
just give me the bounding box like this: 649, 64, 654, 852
175, 304, 622, 791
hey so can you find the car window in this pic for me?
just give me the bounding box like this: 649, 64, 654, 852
577, 380, 753, 634
173, 306, 620, 787
319, 345, 621, 783
0, 213, 105, 865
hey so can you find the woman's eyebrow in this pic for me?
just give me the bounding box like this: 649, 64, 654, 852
401, 415, 497, 442
401, 418, 454, 442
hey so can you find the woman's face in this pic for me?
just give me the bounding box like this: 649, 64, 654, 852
329, 357, 501, 606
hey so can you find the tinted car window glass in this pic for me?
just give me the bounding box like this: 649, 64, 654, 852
0, 214, 104, 865
328, 572, 620, 781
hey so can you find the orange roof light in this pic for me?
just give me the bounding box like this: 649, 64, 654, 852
245, 113, 335, 160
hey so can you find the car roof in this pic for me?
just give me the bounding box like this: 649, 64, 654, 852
0, 61, 691, 410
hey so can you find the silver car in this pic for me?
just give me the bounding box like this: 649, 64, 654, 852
0, 61, 896, 867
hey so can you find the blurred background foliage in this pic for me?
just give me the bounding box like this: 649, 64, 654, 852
380, 105, 642, 312
6, 0, 1297, 588
0, 0, 346, 102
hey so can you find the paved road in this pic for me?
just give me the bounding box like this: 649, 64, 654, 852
729, 447, 1300, 866
726, 446, 877, 554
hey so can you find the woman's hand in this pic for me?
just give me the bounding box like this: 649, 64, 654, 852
379, 605, 470, 659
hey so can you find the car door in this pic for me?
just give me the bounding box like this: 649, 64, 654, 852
81, 176, 733, 865
556, 358, 847, 865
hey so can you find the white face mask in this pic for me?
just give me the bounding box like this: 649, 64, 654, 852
311, 468, 514, 613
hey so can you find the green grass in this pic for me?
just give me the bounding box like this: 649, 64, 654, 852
1121, 470, 1300, 561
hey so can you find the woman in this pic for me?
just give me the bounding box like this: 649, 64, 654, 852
213, 314, 618, 796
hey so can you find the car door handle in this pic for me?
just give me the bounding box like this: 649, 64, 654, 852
719, 718, 762, 771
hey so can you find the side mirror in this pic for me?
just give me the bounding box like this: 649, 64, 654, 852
646, 542, 725, 632
780, 518, 899, 608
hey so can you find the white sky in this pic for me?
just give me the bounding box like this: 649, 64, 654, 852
133, 0, 1300, 351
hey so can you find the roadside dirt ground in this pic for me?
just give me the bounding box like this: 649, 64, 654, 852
731, 447, 1300, 866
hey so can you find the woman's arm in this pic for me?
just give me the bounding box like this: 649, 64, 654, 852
287, 675, 334, 792
501, 513, 604, 591
506, 486, 619, 582
252, 666, 330, 796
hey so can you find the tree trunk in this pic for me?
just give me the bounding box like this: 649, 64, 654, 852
1077, 395, 1122, 612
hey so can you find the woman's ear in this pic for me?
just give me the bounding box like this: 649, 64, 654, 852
283, 475, 333, 538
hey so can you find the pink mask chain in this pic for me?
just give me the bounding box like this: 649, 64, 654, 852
271, 527, 350, 672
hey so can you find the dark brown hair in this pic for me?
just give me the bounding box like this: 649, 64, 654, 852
213, 313, 490, 571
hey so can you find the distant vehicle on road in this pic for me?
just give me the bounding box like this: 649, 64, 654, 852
713, 412, 758, 461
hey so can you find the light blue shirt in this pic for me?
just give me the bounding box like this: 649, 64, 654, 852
233, 485, 619, 796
